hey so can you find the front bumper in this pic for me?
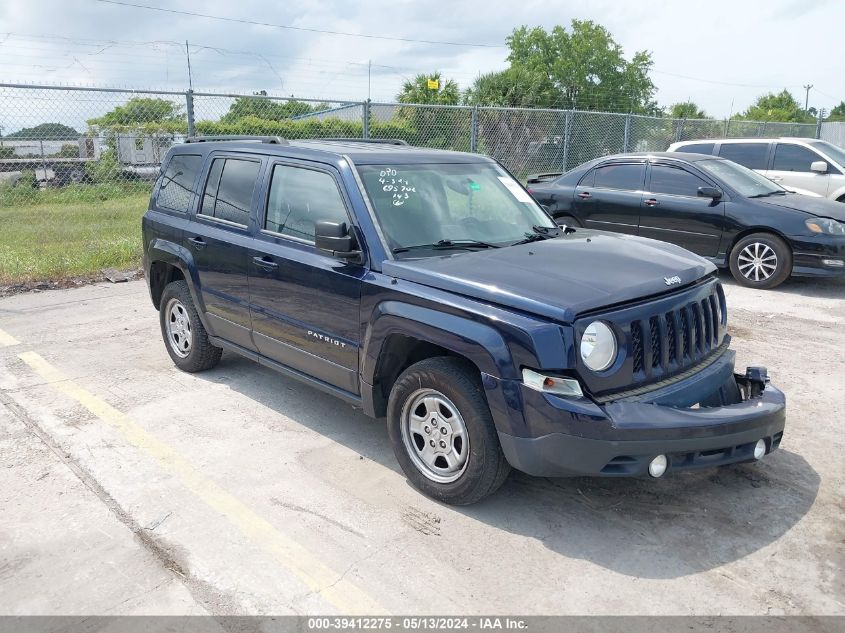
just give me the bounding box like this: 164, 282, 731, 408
790, 234, 845, 277
494, 353, 786, 477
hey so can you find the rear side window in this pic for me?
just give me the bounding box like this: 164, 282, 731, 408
675, 143, 715, 155
772, 143, 820, 172
649, 165, 708, 197
718, 143, 768, 170
592, 163, 645, 191
200, 158, 261, 226
157, 154, 202, 212
265, 164, 348, 242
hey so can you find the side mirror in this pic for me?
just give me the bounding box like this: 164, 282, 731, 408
698, 186, 723, 199
315, 221, 362, 260
810, 160, 828, 174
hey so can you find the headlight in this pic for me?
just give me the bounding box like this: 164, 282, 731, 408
806, 217, 845, 235
522, 368, 583, 398
580, 321, 618, 372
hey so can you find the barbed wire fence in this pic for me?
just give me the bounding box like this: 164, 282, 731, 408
0, 82, 825, 206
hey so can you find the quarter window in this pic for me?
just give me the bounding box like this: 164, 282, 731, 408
772, 143, 821, 172
592, 163, 645, 191
265, 164, 348, 241
649, 165, 708, 197
675, 143, 715, 155
200, 158, 260, 226
718, 143, 769, 170
157, 154, 202, 213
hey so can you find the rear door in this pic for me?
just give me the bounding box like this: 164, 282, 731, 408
766, 142, 831, 196
638, 162, 725, 257
717, 142, 770, 175
187, 154, 262, 351
247, 159, 365, 394
573, 161, 646, 235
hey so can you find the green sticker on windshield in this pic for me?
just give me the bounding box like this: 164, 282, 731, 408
468, 180, 480, 191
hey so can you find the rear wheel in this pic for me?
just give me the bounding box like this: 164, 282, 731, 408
159, 280, 222, 372
387, 357, 510, 505
729, 233, 792, 289
554, 214, 581, 229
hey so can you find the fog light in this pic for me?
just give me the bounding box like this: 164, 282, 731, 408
753, 439, 766, 460
648, 454, 668, 478
822, 258, 844, 268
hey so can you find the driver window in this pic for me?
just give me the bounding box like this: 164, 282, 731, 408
265, 164, 349, 242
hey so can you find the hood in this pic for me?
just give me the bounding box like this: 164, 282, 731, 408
382, 231, 715, 323
757, 193, 845, 221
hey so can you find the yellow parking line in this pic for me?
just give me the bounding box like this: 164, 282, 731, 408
18, 350, 385, 615
0, 329, 19, 347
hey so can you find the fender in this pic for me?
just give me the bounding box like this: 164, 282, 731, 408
361, 300, 528, 433
827, 183, 845, 202
145, 238, 213, 333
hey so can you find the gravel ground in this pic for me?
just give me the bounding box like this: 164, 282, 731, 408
0, 274, 842, 616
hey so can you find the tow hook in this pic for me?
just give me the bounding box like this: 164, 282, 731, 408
745, 366, 769, 398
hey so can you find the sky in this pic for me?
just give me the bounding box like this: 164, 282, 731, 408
0, 0, 842, 130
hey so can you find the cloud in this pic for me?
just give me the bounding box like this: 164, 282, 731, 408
0, 0, 840, 128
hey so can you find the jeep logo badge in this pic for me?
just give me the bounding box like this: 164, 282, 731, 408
664, 275, 682, 286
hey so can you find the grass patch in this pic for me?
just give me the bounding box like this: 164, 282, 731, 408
0, 191, 149, 284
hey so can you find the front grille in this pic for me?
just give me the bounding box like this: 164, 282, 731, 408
628, 283, 724, 380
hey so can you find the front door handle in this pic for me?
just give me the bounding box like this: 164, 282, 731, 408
644, 198, 659, 207
253, 256, 278, 271
769, 176, 783, 182
577, 191, 592, 200
188, 237, 206, 249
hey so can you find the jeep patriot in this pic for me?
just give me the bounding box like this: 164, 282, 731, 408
142, 136, 786, 504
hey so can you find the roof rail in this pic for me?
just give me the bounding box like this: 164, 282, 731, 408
311, 138, 409, 146
184, 135, 289, 145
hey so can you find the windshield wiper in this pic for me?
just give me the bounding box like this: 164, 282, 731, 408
510, 225, 562, 246
749, 190, 788, 198
392, 239, 500, 254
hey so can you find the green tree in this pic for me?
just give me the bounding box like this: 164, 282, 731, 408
88, 97, 183, 126
463, 67, 557, 107
502, 21, 656, 113
825, 101, 845, 122
5, 123, 80, 139
668, 101, 708, 119
396, 72, 460, 105
220, 93, 321, 123
738, 90, 814, 123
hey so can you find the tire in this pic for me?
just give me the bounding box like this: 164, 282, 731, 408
729, 233, 792, 289
158, 280, 222, 372
554, 214, 582, 229
387, 357, 510, 505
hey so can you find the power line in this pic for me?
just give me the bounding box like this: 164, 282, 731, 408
90, 0, 507, 48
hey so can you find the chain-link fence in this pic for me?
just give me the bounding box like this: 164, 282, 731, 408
0, 82, 825, 207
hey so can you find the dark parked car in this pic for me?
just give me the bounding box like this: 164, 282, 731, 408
143, 137, 785, 505
527, 152, 845, 289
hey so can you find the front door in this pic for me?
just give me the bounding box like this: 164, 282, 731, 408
766, 142, 831, 196
188, 154, 263, 351
573, 162, 645, 235
638, 162, 725, 257
248, 160, 365, 394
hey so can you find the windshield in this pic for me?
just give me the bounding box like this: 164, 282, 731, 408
697, 158, 786, 198
357, 162, 555, 253
808, 140, 845, 169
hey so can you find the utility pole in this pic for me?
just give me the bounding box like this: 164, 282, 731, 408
185, 40, 194, 91
803, 84, 813, 112
367, 60, 371, 102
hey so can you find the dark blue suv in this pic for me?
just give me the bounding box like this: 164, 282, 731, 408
142, 136, 786, 505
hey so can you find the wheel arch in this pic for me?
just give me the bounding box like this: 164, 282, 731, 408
361, 302, 516, 420
725, 226, 793, 262
145, 239, 206, 318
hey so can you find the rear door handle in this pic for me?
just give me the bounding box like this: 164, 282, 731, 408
253, 256, 278, 271
188, 237, 206, 249
644, 198, 659, 207
577, 191, 592, 200
769, 176, 783, 182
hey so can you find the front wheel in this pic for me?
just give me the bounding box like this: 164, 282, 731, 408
387, 357, 510, 505
729, 233, 792, 289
